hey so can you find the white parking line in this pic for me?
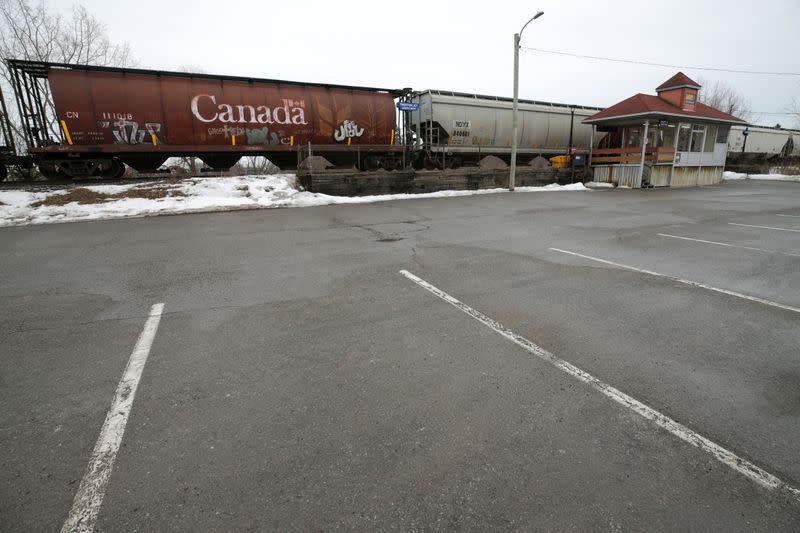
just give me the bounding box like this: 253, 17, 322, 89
62, 303, 165, 533
398, 269, 800, 501
658, 233, 800, 257
776, 214, 800, 218
549, 248, 800, 314
729, 223, 800, 233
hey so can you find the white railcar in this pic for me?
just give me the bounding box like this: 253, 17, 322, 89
410, 90, 604, 159
728, 125, 799, 157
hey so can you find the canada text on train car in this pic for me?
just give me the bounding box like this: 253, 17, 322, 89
190, 95, 308, 125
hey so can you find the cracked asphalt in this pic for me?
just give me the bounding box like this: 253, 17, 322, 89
1, 180, 799, 531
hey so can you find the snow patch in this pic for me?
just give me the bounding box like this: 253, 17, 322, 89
723, 171, 800, 182
722, 171, 748, 180
0, 175, 589, 227
747, 174, 800, 182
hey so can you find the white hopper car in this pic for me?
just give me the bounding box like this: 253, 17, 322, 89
409, 90, 605, 168
727, 124, 799, 158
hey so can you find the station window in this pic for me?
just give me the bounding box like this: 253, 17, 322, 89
704, 125, 718, 152
690, 124, 705, 152
661, 124, 676, 149
647, 127, 661, 147
677, 124, 691, 151
625, 127, 641, 147
716, 125, 730, 143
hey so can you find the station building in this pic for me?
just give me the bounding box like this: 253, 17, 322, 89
584, 73, 746, 187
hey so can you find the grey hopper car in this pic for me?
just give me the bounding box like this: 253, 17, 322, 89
409, 90, 606, 167
727, 124, 799, 158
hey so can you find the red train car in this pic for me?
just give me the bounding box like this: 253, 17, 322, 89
6, 60, 403, 178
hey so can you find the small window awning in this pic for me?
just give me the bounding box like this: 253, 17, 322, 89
655, 72, 701, 92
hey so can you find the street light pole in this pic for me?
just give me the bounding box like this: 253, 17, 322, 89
510, 32, 521, 191
509, 11, 544, 191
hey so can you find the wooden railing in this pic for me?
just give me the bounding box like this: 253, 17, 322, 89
591, 147, 675, 165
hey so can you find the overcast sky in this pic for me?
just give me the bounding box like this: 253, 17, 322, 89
54, 0, 800, 126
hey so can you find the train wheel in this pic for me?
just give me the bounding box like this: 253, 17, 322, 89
449, 156, 462, 169
38, 160, 63, 180
423, 155, 438, 170
362, 155, 380, 171
113, 159, 126, 178
0, 164, 7, 181
381, 157, 400, 171
99, 158, 125, 179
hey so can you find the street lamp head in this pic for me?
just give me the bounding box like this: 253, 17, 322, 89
520, 11, 545, 36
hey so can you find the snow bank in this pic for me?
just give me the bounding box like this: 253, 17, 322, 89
0, 175, 589, 227
746, 174, 800, 182
723, 171, 800, 182
584, 182, 615, 189
722, 171, 747, 180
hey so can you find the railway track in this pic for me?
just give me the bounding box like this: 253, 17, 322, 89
0, 172, 229, 191
0, 176, 168, 191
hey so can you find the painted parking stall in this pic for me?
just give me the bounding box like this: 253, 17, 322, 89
549, 248, 800, 314
62, 303, 165, 533
399, 269, 800, 500
657, 233, 800, 257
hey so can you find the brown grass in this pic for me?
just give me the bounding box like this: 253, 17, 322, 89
32, 186, 186, 208
770, 165, 800, 176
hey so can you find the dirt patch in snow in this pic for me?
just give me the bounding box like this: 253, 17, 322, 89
32, 186, 185, 207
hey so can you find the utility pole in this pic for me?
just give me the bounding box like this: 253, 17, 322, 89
509, 11, 544, 191
638, 121, 649, 187
568, 107, 575, 183
510, 32, 521, 191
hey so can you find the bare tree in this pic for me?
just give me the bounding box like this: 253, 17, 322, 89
177, 64, 206, 75
696, 78, 752, 123
787, 97, 800, 129
0, 0, 136, 151
239, 156, 280, 175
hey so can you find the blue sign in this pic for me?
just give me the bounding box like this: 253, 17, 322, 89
396, 101, 419, 111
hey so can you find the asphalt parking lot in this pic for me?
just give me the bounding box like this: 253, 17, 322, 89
1, 179, 799, 531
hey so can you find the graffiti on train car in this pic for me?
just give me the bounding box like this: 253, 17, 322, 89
333, 120, 365, 142
244, 126, 288, 146
205, 124, 297, 145
96, 119, 167, 145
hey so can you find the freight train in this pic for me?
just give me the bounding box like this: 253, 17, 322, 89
0, 59, 797, 180
721, 124, 800, 173
726, 124, 799, 161
1, 60, 402, 180
409, 90, 604, 169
